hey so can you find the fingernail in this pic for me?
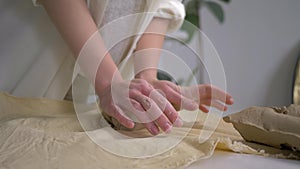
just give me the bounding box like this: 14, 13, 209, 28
174, 117, 183, 127
150, 126, 159, 135
164, 123, 172, 133
230, 98, 234, 103
128, 122, 135, 129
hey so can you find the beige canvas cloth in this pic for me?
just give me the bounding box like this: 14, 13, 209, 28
1, 92, 299, 169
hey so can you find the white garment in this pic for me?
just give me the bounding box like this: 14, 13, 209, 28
0, 0, 185, 99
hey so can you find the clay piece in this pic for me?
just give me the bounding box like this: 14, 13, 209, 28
224, 105, 300, 152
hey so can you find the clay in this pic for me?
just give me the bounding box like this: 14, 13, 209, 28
224, 105, 300, 152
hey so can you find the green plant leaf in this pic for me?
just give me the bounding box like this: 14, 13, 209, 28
204, 1, 225, 23
185, 13, 200, 27
218, 0, 231, 3
185, 0, 200, 15
182, 0, 201, 42
157, 71, 173, 82
181, 13, 199, 42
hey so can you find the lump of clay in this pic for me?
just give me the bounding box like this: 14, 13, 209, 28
224, 105, 300, 152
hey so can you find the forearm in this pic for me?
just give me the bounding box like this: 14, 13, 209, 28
134, 17, 170, 83
41, 0, 121, 93
41, 0, 96, 55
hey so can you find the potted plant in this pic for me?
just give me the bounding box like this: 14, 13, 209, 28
158, 0, 231, 84
182, 0, 231, 42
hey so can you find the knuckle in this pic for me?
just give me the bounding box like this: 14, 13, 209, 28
142, 98, 152, 110
135, 78, 144, 83
108, 102, 115, 109
129, 89, 140, 96
203, 84, 212, 93
140, 81, 150, 88
141, 85, 153, 95
131, 100, 139, 107
131, 100, 143, 111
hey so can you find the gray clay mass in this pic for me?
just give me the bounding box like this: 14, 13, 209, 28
224, 105, 300, 152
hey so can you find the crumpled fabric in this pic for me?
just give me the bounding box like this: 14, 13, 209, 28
1, 92, 297, 169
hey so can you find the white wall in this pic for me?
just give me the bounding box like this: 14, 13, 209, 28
201, 0, 300, 113
1, 0, 299, 114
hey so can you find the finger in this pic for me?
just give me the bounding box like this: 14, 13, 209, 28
173, 116, 184, 127
199, 104, 209, 113
201, 99, 228, 111
132, 94, 173, 133
143, 122, 160, 136
154, 114, 173, 133
130, 91, 163, 121
181, 85, 200, 101
149, 89, 179, 125
165, 88, 198, 111
157, 82, 198, 110
130, 79, 154, 95
227, 97, 234, 105
125, 98, 153, 123
128, 99, 160, 135
110, 105, 135, 129
199, 85, 233, 105
163, 103, 181, 126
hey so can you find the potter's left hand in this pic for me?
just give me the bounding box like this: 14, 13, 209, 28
148, 80, 234, 113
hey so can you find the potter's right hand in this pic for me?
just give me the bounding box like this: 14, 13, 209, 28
97, 79, 181, 135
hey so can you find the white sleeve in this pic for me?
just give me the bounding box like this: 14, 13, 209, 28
153, 0, 186, 33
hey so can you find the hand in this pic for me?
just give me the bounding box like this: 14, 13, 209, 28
147, 80, 199, 111
193, 83, 234, 112
97, 79, 182, 135
149, 80, 234, 113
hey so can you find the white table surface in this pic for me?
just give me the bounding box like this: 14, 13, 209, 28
186, 150, 300, 169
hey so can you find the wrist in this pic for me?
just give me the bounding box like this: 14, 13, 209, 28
135, 69, 157, 84
95, 68, 123, 95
